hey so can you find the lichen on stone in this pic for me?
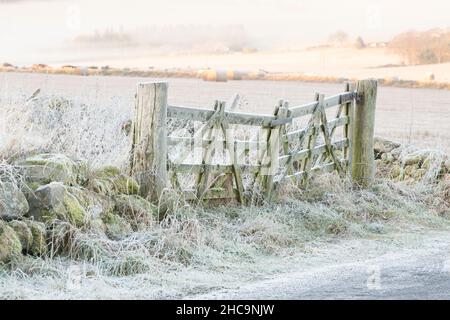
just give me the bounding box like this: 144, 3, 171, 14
0, 181, 29, 220
114, 194, 157, 230
27, 182, 91, 228
89, 166, 140, 196
63, 192, 87, 228
16, 153, 89, 186
0, 221, 22, 263
102, 212, 133, 240
8, 220, 33, 252
25, 220, 48, 256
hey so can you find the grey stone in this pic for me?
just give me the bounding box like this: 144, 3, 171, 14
0, 181, 29, 221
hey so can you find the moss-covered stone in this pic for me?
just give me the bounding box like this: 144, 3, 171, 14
25, 220, 47, 256
63, 193, 87, 227
0, 181, 29, 220
412, 168, 427, 180
374, 137, 400, 155
421, 157, 431, 170
99, 166, 121, 177
113, 175, 140, 195
26, 182, 42, 191
402, 151, 429, 166
27, 182, 89, 227
381, 152, 394, 163
89, 166, 140, 196
27, 182, 64, 224
17, 153, 89, 186
0, 221, 22, 263
404, 165, 417, 177
114, 194, 157, 230
8, 220, 33, 252
389, 164, 402, 179
68, 186, 114, 222
102, 212, 133, 240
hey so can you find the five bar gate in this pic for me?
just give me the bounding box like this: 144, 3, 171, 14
129, 80, 377, 204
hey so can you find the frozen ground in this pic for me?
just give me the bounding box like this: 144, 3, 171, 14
190, 230, 450, 300
2, 228, 449, 299
0, 72, 449, 300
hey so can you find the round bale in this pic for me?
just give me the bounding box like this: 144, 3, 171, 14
226, 70, 243, 80
202, 70, 227, 82
425, 73, 435, 81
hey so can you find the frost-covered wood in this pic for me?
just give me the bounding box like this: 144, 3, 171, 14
130, 80, 376, 203
130, 82, 168, 201
351, 80, 377, 187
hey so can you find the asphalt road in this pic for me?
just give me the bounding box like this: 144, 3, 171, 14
191, 232, 450, 300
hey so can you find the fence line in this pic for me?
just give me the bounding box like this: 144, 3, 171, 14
129, 79, 377, 205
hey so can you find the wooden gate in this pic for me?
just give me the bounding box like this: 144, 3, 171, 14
129, 80, 377, 204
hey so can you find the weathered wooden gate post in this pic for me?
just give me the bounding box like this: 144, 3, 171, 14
351, 79, 377, 187
130, 81, 168, 202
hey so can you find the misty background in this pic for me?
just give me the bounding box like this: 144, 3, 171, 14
0, 0, 450, 52
1, 0, 449, 63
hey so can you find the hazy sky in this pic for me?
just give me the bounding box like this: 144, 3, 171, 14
0, 0, 449, 55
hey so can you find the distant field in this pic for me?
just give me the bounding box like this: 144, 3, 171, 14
1, 72, 449, 154
36, 47, 450, 84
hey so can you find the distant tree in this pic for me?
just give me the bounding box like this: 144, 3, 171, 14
418, 49, 438, 64
388, 29, 450, 65
328, 31, 349, 47
355, 37, 366, 49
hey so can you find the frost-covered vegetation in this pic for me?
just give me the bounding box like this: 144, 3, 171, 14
0, 93, 449, 299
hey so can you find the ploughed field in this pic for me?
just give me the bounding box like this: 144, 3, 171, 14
1, 72, 449, 154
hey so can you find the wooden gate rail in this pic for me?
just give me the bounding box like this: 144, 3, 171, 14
129, 80, 377, 205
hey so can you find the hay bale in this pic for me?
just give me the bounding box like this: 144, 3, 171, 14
247, 70, 266, 80
385, 76, 400, 82
61, 65, 79, 74
242, 47, 257, 54
202, 70, 227, 82
425, 73, 435, 81
196, 70, 206, 78
226, 70, 243, 80
31, 64, 48, 71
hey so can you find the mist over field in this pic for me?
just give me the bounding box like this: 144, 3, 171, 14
1, 0, 450, 301
1, 0, 449, 66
